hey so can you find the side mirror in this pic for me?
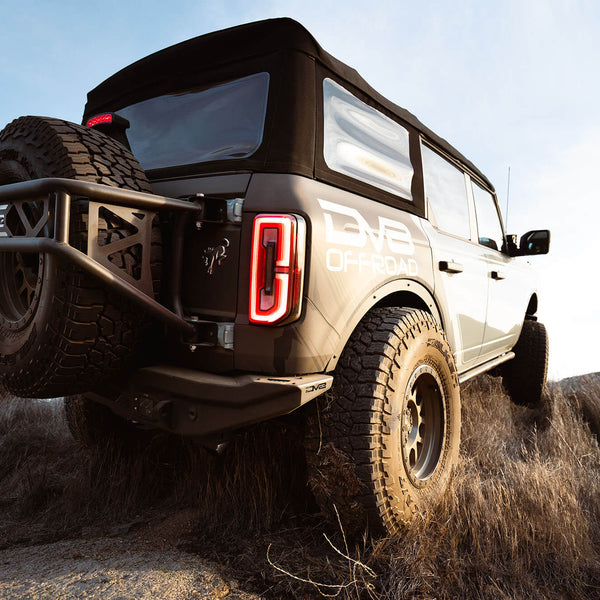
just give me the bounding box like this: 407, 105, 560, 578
519, 230, 550, 255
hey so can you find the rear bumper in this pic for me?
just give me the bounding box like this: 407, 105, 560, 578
90, 366, 333, 437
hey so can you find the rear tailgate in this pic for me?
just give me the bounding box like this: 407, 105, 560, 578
151, 174, 249, 323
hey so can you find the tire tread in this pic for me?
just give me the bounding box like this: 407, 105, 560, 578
502, 319, 548, 408
0, 116, 159, 397
305, 307, 459, 535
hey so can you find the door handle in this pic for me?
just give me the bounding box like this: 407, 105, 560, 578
439, 260, 464, 273
491, 270, 506, 280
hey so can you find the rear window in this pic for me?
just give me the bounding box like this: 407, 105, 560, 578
116, 72, 270, 170
323, 78, 413, 200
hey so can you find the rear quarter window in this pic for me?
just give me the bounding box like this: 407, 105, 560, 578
323, 78, 414, 200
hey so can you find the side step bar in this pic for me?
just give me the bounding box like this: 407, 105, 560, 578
458, 352, 515, 384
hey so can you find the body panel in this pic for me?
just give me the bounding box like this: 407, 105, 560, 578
422, 220, 489, 369
480, 251, 535, 360
234, 173, 435, 374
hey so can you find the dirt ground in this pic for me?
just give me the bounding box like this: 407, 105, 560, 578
0, 510, 261, 600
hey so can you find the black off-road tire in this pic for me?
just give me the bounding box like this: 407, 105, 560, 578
305, 307, 461, 536
502, 319, 548, 408
0, 116, 161, 398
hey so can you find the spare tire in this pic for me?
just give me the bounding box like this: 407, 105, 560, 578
0, 116, 161, 398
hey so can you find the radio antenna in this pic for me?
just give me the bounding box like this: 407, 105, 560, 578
504, 166, 511, 230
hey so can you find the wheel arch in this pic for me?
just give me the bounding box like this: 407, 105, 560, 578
526, 293, 538, 318
325, 279, 442, 371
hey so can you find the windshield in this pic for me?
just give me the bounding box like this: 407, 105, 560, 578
116, 72, 270, 171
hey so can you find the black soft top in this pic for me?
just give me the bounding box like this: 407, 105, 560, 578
84, 18, 492, 191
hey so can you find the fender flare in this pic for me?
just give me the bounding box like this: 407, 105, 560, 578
325, 278, 442, 371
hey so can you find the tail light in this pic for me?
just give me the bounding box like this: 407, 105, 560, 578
249, 214, 306, 325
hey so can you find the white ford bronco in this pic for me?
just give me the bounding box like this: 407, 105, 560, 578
0, 18, 549, 533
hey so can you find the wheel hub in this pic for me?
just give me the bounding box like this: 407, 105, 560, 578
401, 364, 446, 486
0, 170, 46, 330
0, 251, 44, 328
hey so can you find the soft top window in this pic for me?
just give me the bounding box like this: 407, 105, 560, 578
422, 145, 470, 240
323, 78, 414, 201
116, 72, 270, 171
472, 182, 504, 251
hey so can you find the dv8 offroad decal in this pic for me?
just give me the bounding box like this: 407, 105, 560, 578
318, 198, 418, 276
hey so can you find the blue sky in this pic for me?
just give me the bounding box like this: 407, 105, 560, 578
2, 0, 599, 378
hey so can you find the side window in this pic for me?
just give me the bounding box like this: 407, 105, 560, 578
323, 78, 414, 200
422, 145, 470, 239
472, 182, 504, 251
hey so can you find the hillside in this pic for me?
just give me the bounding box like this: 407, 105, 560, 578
0, 374, 599, 599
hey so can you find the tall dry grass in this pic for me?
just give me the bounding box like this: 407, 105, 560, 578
0, 392, 308, 545
0, 396, 198, 544
372, 375, 600, 599
1, 375, 599, 599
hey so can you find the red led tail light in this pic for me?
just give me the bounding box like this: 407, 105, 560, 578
249, 214, 306, 325
86, 113, 113, 128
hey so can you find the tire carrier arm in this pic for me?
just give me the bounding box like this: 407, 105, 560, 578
0, 177, 202, 337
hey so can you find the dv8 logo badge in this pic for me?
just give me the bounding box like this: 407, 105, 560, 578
0, 204, 7, 237
318, 199, 418, 276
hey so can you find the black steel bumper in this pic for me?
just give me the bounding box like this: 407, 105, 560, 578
88, 366, 333, 437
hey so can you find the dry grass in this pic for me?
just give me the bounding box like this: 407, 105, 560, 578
0, 396, 200, 545
371, 375, 600, 600
0, 393, 310, 546
1, 375, 599, 598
